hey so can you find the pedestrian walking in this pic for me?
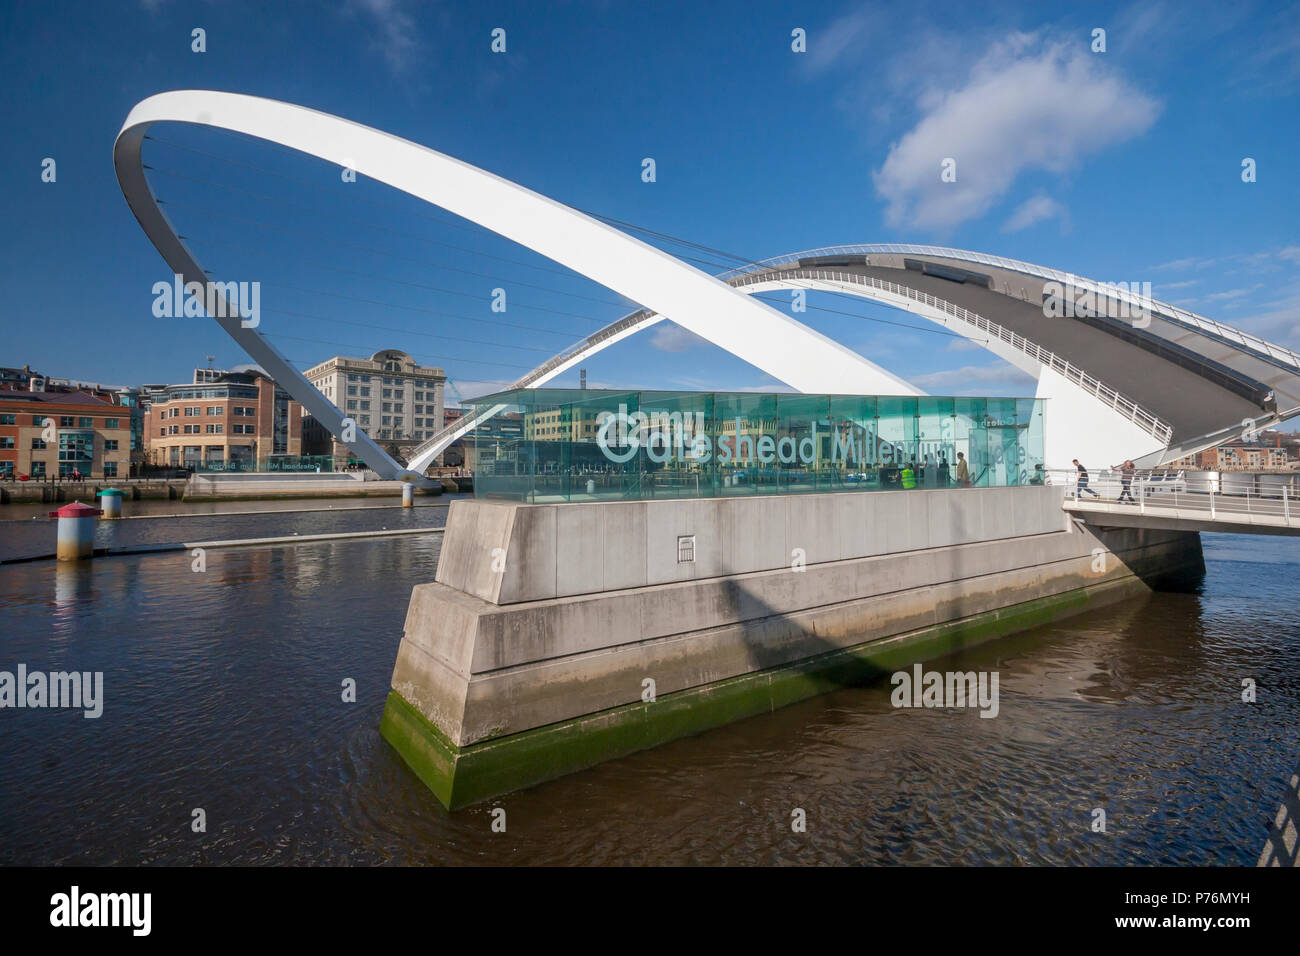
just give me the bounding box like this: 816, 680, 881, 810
1116, 459, 1136, 503
1072, 459, 1100, 497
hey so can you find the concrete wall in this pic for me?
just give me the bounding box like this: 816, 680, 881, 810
436, 485, 1068, 605
391, 486, 1203, 754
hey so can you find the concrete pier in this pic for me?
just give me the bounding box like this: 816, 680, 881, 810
381, 485, 1204, 809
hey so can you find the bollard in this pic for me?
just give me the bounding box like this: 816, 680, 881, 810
586, 479, 595, 494
401, 482, 414, 508
96, 487, 124, 519
48, 501, 102, 561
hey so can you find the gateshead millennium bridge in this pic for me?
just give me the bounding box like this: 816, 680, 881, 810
110, 91, 1300, 809
115, 91, 1300, 481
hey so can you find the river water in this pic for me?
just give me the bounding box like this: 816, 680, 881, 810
0, 503, 1296, 865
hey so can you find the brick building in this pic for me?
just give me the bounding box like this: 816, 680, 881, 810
0, 392, 131, 479
143, 369, 302, 470
1171, 439, 1293, 471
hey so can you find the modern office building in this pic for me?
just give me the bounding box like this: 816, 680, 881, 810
301, 348, 445, 463
143, 368, 302, 470
0, 391, 131, 479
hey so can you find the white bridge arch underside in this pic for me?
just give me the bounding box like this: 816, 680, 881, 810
115, 91, 911, 480
115, 92, 1299, 477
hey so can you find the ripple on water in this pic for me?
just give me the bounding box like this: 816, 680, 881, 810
0, 532, 1297, 865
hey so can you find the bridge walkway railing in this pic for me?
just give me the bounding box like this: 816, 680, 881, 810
1048, 468, 1300, 530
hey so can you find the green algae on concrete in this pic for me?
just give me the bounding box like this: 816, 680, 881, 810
379, 576, 1142, 810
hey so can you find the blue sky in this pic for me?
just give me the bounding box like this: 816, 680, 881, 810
2, 0, 1298, 403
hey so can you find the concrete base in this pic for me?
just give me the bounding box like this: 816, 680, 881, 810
381, 487, 1205, 808
184, 472, 443, 501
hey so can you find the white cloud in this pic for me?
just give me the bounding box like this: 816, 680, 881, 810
1001, 195, 1068, 233
803, 8, 875, 75
1205, 286, 1260, 302
446, 378, 515, 402
650, 322, 707, 353
872, 35, 1160, 231
350, 0, 420, 74
911, 362, 1035, 393
1151, 248, 1297, 273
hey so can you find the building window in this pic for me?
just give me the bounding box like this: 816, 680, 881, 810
382, 402, 392, 413
205, 424, 222, 434
358, 416, 370, 426
0, 461, 12, 479
31, 437, 46, 449
58, 432, 93, 470
0, 437, 13, 449
415, 392, 425, 402
382, 388, 392, 399
32, 415, 44, 426
78, 417, 93, 428
347, 386, 357, 396
103, 461, 117, 478
348, 373, 358, 382
359, 401, 370, 411
0, 414, 14, 425
359, 386, 370, 397
206, 407, 222, 416
60, 416, 74, 427
104, 439, 119, 450
105, 418, 120, 428
30, 461, 45, 478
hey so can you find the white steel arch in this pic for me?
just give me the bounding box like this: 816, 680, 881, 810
114, 90, 914, 479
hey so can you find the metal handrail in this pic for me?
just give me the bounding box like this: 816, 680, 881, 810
718, 244, 1300, 373
732, 268, 1174, 444
1051, 466, 1300, 525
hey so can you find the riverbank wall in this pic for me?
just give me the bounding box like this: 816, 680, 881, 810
380, 485, 1205, 809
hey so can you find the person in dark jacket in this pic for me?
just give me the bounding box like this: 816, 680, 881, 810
1072, 459, 1100, 497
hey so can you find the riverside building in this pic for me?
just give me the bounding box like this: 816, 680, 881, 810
0, 392, 131, 479
143, 368, 302, 471
301, 348, 446, 464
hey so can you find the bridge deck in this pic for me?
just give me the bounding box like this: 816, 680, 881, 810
1061, 487, 1300, 535
830, 263, 1269, 444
